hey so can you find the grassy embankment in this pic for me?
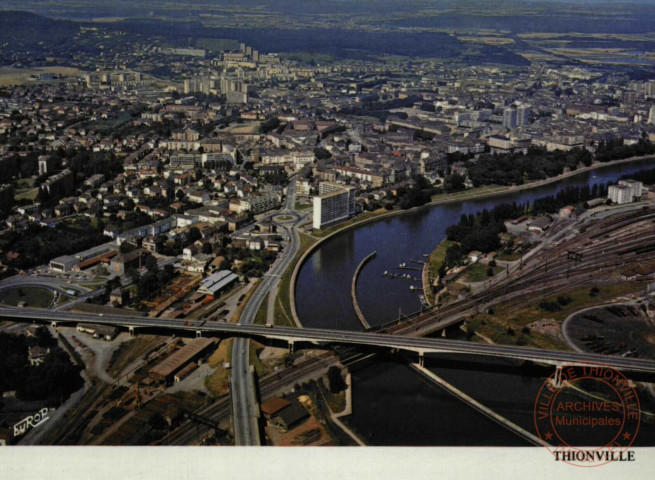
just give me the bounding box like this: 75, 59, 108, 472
230, 279, 261, 323
294, 202, 312, 211
204, 338, 267, 397
106, 336, 162, 379
311, 209, 388, 239
465, 283, 643, 350
249, 341, 267, 377
14, 178, 38, 201
254, 293, 270, 325
204, 279, 263, 396
426, 238, 455, 281
0, 66, 80, 86
0, 285, 54, 308
204, 339, 233, 397
462, 264, 505, 283
430, 185, 508, 204
271, 232, 317, 327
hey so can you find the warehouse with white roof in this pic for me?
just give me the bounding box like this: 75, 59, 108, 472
198, 270, 239, 296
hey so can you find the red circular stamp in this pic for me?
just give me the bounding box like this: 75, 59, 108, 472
533, 363, 640, 467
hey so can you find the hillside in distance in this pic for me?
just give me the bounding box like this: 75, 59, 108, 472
0, 11, 80, 53
2, 0, 655, 32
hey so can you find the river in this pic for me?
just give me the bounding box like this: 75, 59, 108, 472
297, 159, 655, 331
296, 158, 655, 446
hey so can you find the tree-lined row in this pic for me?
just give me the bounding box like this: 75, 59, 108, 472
441, 184, 609, 273
465, 147, 592, 187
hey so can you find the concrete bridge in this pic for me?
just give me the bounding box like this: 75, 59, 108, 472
3, 307, 655, 375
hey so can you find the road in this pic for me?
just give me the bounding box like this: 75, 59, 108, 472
157, 353, 334, 445
0, 275, 104, 310
230, 177, 302, 446
3, 306, 655, 374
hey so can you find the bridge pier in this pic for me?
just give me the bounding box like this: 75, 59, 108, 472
288, 341, 294, 355
553, 365, 564, 388
441, 329, 446, 338
418, 352, 425, 368
50, 321, 57, 329
196, 330, 202, 338
128, 326, 136, 337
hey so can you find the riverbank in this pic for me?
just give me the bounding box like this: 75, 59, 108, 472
429, 153, 655, 208
290, 153, 655, 327
278, 232, 316, 328
422, 238, 457, 306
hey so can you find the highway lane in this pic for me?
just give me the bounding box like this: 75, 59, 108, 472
0, 275, 104, 311
231, 177, 300, 445
3, 307, 655, 374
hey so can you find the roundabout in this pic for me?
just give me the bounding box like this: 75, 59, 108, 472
272, 212, 300, 225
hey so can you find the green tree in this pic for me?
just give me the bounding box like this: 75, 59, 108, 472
188, 227, 201, 243
443, 173, 466, 193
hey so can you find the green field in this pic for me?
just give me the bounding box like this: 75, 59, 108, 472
469, 283, 643, 350
254, 293, 270, 325
496, 251, 523, 261
462, 264, 504, 283
427, 238, 456, 280
195, 38, 240, 52
0, 285, 54, 308
14, 178, 38, 201
0, 66, 80, 86
205, 339, 233, 397
294, 202, 312, 211
82, 111, 132, 134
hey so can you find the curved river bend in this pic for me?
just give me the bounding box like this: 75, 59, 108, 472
297, 159, 655, 330
295, 159, 655, 446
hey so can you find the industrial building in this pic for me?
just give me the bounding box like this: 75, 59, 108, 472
76, 323, 119, 341
49, 255, 79, 272
173, 362, 198, 382
197, 270, 239, 297
270, 402, 310, 432
312, 182, 357, 230
261, 397, 292, 420
148, 338, 216, 384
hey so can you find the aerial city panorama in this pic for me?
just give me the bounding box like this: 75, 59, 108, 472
0, 0, 653, 469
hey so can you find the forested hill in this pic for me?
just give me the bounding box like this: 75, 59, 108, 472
0, 11, 79, 51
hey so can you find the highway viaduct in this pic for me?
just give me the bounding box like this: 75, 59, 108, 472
3, 307, 655, 376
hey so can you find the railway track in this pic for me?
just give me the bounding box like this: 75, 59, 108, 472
156, 353, 336, 445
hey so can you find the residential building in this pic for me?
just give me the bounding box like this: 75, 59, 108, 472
608, 179, 643, 204
312, 182, 357, 230
503, 107, 518, 129
608, 185, 633, 205
517, 105, 531, 126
